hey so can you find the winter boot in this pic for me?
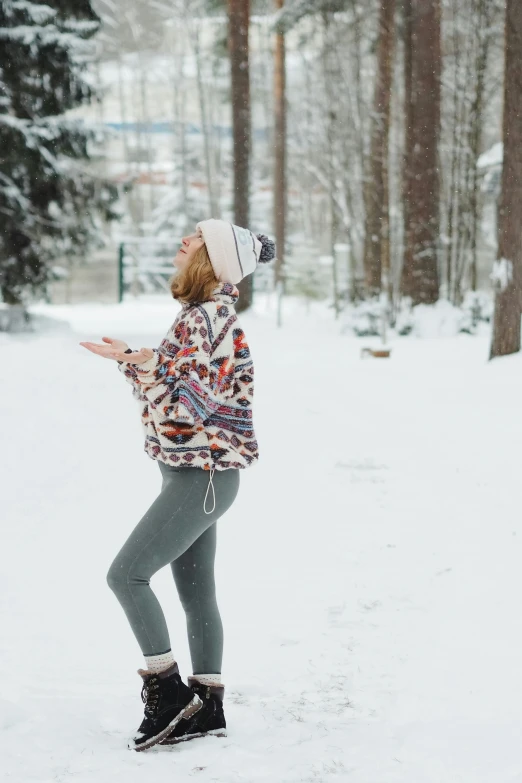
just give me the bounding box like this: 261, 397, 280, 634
131, 663, 203, 752
160, 677, 227, 745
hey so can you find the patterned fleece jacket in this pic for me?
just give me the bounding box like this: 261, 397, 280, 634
117, 281, 259, 471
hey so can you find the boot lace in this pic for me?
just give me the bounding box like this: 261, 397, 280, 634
141, 675, 160, 716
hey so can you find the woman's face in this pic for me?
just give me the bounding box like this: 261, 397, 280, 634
173, 230, 205, 270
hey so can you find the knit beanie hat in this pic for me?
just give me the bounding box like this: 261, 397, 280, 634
196, 218, 275, 285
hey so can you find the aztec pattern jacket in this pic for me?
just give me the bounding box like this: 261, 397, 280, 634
117, 281, 259, 471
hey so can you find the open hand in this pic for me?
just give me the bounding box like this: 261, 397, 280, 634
79, 337, 154, 365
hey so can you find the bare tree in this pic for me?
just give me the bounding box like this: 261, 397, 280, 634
466, 0, 491, 294
440, 0, 501, 304
363, 0, 396, 298
90, 0, 511, 317
401, 0, 441, 305
189, 10, 221, 218
171, 25, 191, 236
401, 0, 413, 300
490, 0, 522, 358
321, 11, 342, 319
276, 2, 376, 306
228, 0, 252, 312
273, 0, 286, 325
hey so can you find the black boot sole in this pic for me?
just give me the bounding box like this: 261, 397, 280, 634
160, 728, 227, 745
130, 694, 203, 752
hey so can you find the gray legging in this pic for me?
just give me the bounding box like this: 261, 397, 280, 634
107, 462, 240, 674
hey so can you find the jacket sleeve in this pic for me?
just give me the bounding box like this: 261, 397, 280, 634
116, 316, 181, 397
123, 306, 221, 425
116, 355, 144, 402
117, 346, 170, 385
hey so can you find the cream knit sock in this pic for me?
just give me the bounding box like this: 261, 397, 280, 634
144, 650, 176, 673
191, 673, 222, 686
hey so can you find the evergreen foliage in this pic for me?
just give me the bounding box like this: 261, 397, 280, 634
0, 0, 119, 304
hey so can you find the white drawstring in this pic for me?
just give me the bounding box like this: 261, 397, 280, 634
203, 468, 216, 514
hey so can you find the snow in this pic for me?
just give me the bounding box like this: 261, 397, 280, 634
410, 299, 466, 337
490, 257, 513, 291
2, 293, 522, 782
0, 24, 95, 51
7, 0, 55, 24
477, 142, 503, 169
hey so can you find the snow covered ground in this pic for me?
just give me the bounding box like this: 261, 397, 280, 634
1, 293, 521, 782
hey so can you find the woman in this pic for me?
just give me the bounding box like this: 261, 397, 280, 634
80, 219, 274, 752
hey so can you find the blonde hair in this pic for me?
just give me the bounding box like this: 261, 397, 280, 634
169, 243, 219, 304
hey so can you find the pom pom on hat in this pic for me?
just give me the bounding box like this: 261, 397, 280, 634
196, 218, 276, 285
255, 234, 276, 264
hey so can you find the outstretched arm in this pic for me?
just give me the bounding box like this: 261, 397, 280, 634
80, 336, 173, 396
80, 337, 155, 365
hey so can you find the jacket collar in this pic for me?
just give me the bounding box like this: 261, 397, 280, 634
181, 281, 239, 311
210, 281, 239, 306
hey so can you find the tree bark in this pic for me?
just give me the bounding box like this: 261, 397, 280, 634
401, 0, 441, 305
466, 0, 491, 294
228, 0, 252, 312
363, 0, 395, 298
443, 0, 461, 303
173, 30, 190, 235
401, 0, 414, 300
490, 0, 522, 359
273, 0, 286, 297
192, 21, 220, 218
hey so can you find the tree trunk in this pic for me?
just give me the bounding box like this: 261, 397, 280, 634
173, 29, 191, 235
192, 21, 220, 219
321, 13, 343, 317
363, 0, 395, 298
401, 0, 414, 300
401, 0, 441, 305
228, 0, 252, 312
138, 57, 154, 214
443, 1, 461, 303
490, 0, 522, 359
273, 0, 286, 304
467, 0, 490, 294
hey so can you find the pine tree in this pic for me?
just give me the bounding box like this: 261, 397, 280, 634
0, 0, 118, 310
